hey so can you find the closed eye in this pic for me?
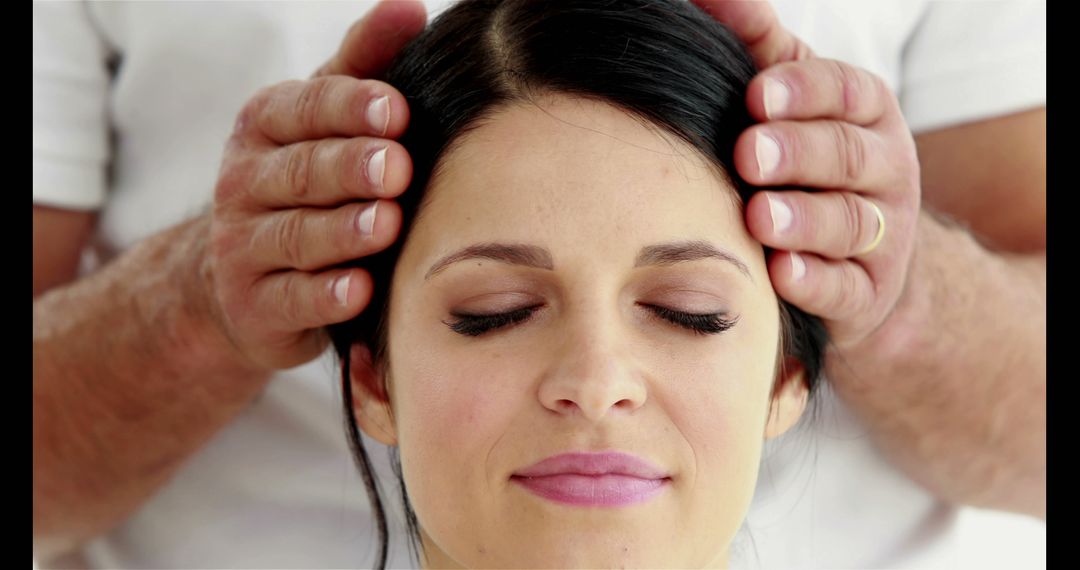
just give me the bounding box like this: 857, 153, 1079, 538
640, 304, 739, 336
443, 304, 738, 337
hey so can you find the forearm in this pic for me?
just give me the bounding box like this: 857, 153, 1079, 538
33, 214, 274, 558
825, 207, 1046, 519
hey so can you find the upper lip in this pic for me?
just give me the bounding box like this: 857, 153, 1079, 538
512, 451, 671, 479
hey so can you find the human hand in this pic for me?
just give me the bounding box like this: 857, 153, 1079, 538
201, 1, 427, 371
691, 0, 921, 352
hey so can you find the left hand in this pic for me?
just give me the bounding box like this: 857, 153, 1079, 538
692, 0, 922, 352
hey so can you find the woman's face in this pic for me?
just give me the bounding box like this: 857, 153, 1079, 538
351, 94, 807, 569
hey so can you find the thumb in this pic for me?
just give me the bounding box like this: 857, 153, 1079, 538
312, 0, 428, 79
689, 0, 814, 69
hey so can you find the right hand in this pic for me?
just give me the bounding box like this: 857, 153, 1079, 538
201, 0, 427, 371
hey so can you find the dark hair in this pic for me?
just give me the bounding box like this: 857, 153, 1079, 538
326, 0, 829, 567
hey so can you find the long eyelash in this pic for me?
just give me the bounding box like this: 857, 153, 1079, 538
443, 305, 541, 337
643, 304, 739, 336
443, 305, 738, 337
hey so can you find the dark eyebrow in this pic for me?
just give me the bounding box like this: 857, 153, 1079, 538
635, 240, 753, 282
425, 242, 554, 280
424, 239, 752, 282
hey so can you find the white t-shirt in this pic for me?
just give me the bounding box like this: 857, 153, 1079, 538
33, 1, 1046, 568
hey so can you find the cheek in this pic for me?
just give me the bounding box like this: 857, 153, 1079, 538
390, 347, 523, 537
659, 324, 777, 511
395, 343, 522, 448
693, 384, 768, 487
404, 370, 501, 448
670, 362, 771, 478
663, 320, 777, 436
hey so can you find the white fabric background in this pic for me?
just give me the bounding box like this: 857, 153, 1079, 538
33, 0, 1045, 568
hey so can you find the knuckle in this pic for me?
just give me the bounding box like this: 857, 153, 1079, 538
782, 126, 809, 173
252, 80, 300, 137
276, 210, 307, 269
830, 121, 866, 184
284, 141, 319, 200
238, 86, 272, 133
295, 77, 333, 135
277, 274, 303, 325
841, 193, 869, 253
215, 153, 259, 206
828, 60, 860, 117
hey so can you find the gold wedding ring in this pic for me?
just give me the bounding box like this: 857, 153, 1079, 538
855, 201, 886, 256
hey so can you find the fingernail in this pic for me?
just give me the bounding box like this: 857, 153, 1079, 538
367, 146, 387, 193
756, 131, 781, 179
790, 252, 806, 281
763, 78, 790, 119
357, 201, 378, 238
367, 95, 390, 136
767, 194, 793, 234
333, 274, 351, 306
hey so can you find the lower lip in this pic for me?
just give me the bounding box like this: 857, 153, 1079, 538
511, 474, 670, 507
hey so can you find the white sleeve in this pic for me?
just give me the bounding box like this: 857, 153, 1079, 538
899, 0, 1045, 134
33, 1, 113, 211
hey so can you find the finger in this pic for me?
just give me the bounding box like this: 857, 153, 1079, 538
313, 0, 428, 79
688, 0, 813, 69
246, 199, 403, 272
252, 267, 375, 331
236, 77, 409, 145
767, 250, 875, 325
746, 190, 885, 260
243, 137, 412, 209
747, 59, 897, 124
735, 119, 900, 191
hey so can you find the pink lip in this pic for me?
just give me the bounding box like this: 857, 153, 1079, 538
511, 452, 672, 507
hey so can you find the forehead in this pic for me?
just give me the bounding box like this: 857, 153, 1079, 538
401, 95, 761, 274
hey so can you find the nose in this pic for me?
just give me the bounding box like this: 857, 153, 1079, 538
537, 321, 647, 423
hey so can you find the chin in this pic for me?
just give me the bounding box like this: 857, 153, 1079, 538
476, 549, 653, 570
476, 530, 680, 569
